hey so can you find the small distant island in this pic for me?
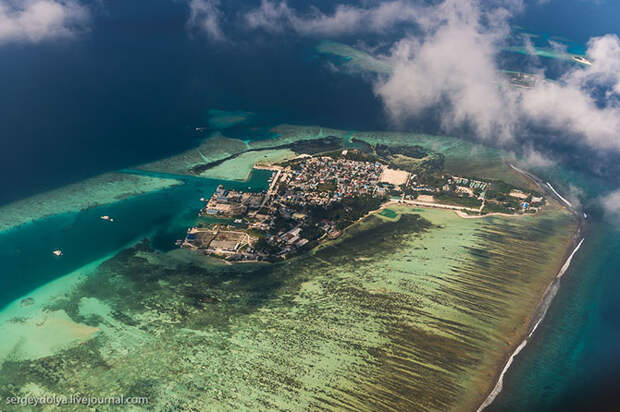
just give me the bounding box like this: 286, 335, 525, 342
180, 138, 545, 262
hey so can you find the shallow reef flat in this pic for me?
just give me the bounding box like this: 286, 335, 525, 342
198, 149, 296, 180
269, 124, 535, 190
0, 173, 182, 233
207, 109, 254, 129
137, 133, 249, 175
0, 257, 111, 364
316, 41, 393, 75
137, 123, 532, 190
0, 204, 576, 411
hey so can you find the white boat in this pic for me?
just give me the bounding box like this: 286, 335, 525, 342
571, 55, 592, 66
100, 215, 114, 222
52, 249, 63, 256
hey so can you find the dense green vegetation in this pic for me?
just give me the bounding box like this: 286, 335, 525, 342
300, 225, 324, 240
348, 139, 445, 175
417, 173, 448, 187
376, 144, 427, 159
254, 237, 280, 257
349, 138, 374, 152
287, 136, 345, 155
190, 136, 344, 175
434, 192, 483, 208
343, 150, 379, 162
486, 179, 544, 200
417, 153, 445, 174
309, 194, 388, 230
483, 202, 515, 214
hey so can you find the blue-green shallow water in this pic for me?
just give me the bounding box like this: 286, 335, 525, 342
0, 170, 270, 310
489, 218, 620, 410
489, 168, 620, 410
0, 0, 619, 408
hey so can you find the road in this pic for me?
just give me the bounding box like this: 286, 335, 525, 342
392, 199, 481, 213
258, 167, 283, 209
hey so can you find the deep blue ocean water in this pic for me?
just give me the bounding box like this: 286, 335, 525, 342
1, 0, 619, 409
0, 0, 388, 205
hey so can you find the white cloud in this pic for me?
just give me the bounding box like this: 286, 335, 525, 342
0, 0, 89, 44
519, 34, 620, 150
601, 189, 620, 219
375, 0, 521, 141
240, 0, 526, 143
245, 0, 420, 36
521, 145, 556, 169
581, 34, 620, 96
187, 0, 620, 154
373, 0, 620, 153
187, 0, 225, 42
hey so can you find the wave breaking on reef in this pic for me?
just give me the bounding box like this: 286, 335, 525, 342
546, 182, 573, 208
477, 237, 585, 411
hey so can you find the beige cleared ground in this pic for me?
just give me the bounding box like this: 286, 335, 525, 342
380, 167, 410, 185
417, 194, 435, 202
509, 190, 529, 199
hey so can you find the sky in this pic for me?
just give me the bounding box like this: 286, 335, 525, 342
1, 0, 619, 213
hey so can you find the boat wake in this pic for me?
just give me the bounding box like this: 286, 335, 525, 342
477, 238, 584, 411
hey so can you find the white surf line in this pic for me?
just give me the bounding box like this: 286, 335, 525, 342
556, 238, 584, 280
477, 340, 528, 412
508, 163, 528, 175
528, 318, 544, 339
508, 163, 544, 183
508, 164, 574, 210
477, 238, 585, 411
527, 239, 585, 339
546, 182, 573, 208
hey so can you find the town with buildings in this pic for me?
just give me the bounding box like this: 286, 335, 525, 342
181, 142, 545, 262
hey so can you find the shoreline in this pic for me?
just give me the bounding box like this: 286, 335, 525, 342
208, 195, 533, 265
455, 210, 524, 219
476, 167, 586, 411
477, 235, 585, 411
340, 197, 578, 411
1, 130, 582, 408
383, 200, 527, 220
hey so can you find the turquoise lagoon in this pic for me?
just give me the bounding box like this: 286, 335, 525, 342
0, 169, 271, 310
0, 127, 615, 410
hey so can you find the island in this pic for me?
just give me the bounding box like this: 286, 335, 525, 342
180, 140, 546, 263
0, 123, 579, 412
